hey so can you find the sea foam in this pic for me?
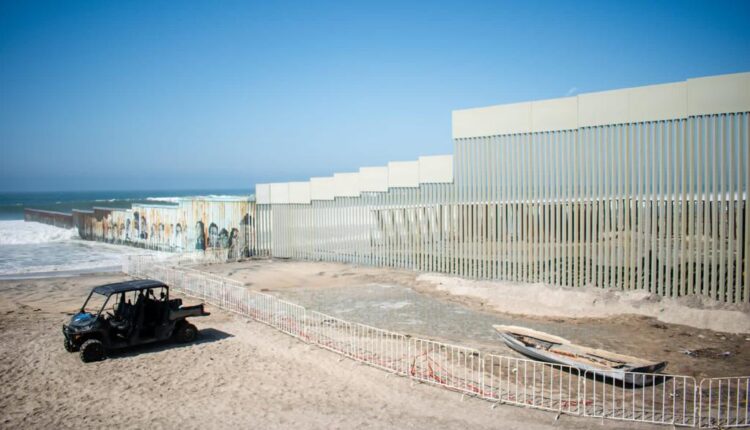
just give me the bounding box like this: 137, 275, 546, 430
146, 194, 247, 203
0, 220, 79, 245
0, 220, 172, 276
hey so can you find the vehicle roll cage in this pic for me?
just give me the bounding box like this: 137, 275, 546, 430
79, 285, 169, 318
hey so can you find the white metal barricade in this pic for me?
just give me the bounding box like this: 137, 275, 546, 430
699, 377, 750, 428
121, 256, 750, 428
409, 338, 483, 396
483, 355, 583, 414
582, 371, 697, 426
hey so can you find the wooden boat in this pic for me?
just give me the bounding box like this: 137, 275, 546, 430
493, 325, 668, 387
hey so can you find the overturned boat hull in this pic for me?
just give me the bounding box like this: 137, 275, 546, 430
494, 325, 667, 387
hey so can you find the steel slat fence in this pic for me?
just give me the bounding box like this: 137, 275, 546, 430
255, 113, 749, 304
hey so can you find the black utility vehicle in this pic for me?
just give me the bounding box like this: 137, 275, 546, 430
63, 279, 209, 362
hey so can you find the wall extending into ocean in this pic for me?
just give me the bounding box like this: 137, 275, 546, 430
26, 197, 263, 258
255, 72, 750, 304
24, 209, 74, 229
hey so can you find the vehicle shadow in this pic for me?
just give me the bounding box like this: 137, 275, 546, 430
106, 328, 233, 360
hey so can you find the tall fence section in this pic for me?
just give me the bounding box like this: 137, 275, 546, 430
257, 111, 749, 305
125, 255, 750, 428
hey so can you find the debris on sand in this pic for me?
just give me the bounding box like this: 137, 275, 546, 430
681, 348, 732, 358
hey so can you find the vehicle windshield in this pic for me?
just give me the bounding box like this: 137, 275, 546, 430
81, 291, 110, 316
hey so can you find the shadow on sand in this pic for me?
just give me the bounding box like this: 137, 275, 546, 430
105, 328, 233, 360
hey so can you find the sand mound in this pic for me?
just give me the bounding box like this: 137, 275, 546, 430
417, 273, 750, 334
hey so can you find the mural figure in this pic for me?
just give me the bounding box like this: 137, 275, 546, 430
140, 216, 148, 240
228, 228, 240, 258
133, 212, 140, 237
125, 219, 131, 240
219, 228, 229, 249
175, 223, 183, 249
195, 221, 205, 250
100, 218, 108, 241
208, 223, 219, 248
241, 214, 252, 257
159, 224, 165, 243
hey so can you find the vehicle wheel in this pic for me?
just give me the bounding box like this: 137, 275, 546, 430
174, 322, 198, 343
64, 337, 78, 352
79, 339, 106, 363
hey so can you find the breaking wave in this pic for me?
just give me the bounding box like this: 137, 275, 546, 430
146, 196, 183, 203
0, 221, 173, 277
0, 220, 79, 245
146, 195, 247, 203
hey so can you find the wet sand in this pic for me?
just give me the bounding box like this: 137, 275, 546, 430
0, 272, 664, 429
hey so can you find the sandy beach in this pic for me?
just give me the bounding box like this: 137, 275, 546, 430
0, 268, 677, 430
2, 259, 748, 429
3, 1, 748, 428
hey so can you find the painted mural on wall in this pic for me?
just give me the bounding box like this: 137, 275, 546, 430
72, 205, 187, 251
183, 199, 254, 258
68, 197, 257, 257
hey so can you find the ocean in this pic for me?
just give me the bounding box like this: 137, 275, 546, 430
0, 189, 250, 278
0, 189, 252, 221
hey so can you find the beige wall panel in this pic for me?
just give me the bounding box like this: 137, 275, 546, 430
418, 155, 454, 183
310, 177, 335, 201
255, 184, 271, 204
628, 82, 687, 122
288, 181, 311, 204
358, 166, 389, 192
688, 72, 750, 115
578, 88, 629, 127
452, 102, 532, 139
333, 172, 361, 197
269, 183, 290, 205
388, 161, 420, 188
531, 97, 578, 132
452, 72, 750, 138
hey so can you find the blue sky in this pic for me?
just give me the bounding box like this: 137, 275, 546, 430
1, 0, 749, 192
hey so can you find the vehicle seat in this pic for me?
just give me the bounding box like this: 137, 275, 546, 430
131, 293, 146, 335
115, 297, 127, 317
110, 317, 129, 331
110, 296, 132, 333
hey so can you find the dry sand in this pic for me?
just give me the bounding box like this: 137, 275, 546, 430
0, 272, 663, 430
3, 259, 750, 429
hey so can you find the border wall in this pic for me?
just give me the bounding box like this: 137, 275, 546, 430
255, 72, 750, 304
24, 208, 74, 229
74, 198, 261, 257
26, 197, 264, 258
